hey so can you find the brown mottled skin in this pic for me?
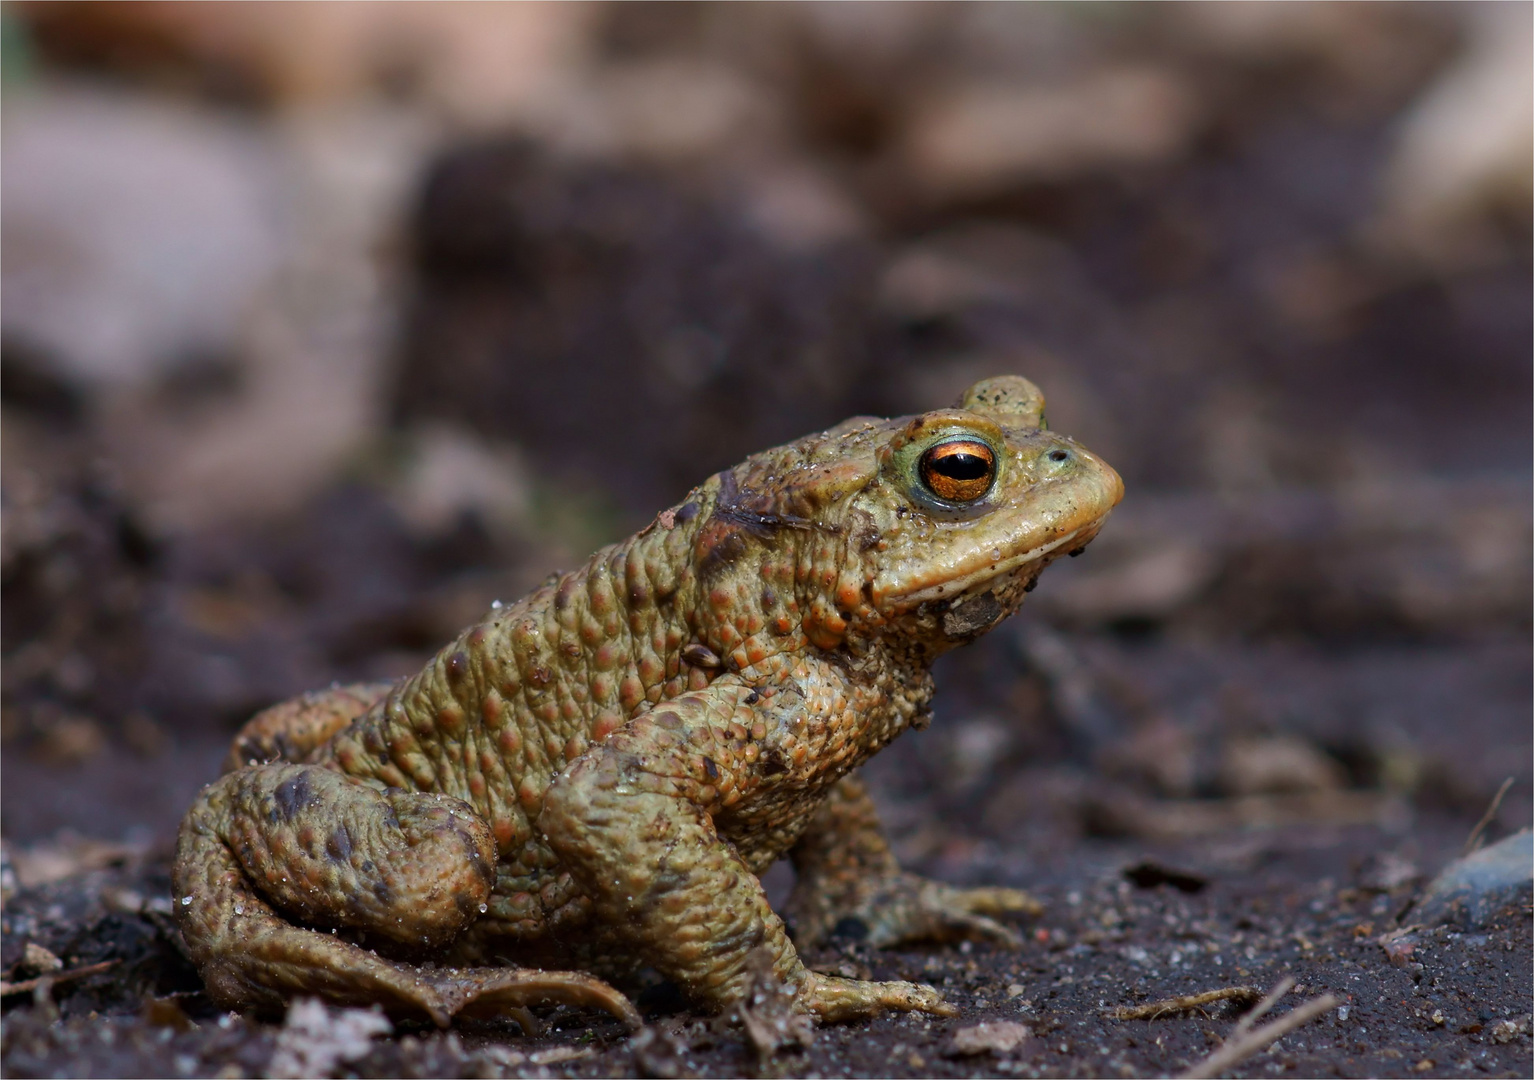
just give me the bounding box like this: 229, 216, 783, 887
172, 376, 1123, 1030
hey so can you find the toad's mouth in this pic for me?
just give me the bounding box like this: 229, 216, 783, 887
881, 524, 1094, 609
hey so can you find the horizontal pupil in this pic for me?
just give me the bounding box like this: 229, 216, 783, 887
931, 453, 988, 480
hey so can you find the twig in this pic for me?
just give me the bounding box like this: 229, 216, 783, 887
1463, 777, 1514, 855
1106, 791, 1404, 840
0, 959, 119, 997
1109, 986, 1262, 1021
1231, 976, 1294, 1038
1180, 994, 1339, 1080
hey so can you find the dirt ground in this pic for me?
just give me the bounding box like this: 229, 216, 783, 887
2, 4, 1530, 1077
2, 807, 1531, 1077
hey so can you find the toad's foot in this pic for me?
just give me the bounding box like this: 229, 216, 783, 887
242, 957, 642, 1031
800, 971, 956, 1023
434, 966, 642, 1031
787, 777, 1042, 949
791, 871, 1041, 949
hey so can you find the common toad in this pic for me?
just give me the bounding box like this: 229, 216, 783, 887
172, 376, 1122, 1028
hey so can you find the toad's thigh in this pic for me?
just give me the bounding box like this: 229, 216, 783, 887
196, 763, 496, 949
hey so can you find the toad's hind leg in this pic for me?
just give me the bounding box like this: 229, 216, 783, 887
173, 763, 639, 1029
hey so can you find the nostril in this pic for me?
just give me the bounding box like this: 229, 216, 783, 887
1047, 449, 1070, 462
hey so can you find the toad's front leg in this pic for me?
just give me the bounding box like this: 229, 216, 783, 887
540, 677, 953, 1022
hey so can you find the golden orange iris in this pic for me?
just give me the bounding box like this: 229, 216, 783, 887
918, 439, 995, 503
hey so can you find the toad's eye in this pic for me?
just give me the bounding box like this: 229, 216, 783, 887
919, 439, 996, 502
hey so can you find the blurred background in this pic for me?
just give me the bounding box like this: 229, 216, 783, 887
2, 1, 1529, 884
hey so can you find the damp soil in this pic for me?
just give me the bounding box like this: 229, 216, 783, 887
2, 808, 1530, 1078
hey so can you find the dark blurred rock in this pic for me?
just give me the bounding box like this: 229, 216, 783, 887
396, 139, 888, 526
1, 455, 158, 740
0, 343, 88, 428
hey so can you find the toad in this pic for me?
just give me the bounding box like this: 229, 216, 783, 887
172, 375, 1122, 1029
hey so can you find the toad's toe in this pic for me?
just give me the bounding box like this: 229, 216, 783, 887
802, 972, 956, 1023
